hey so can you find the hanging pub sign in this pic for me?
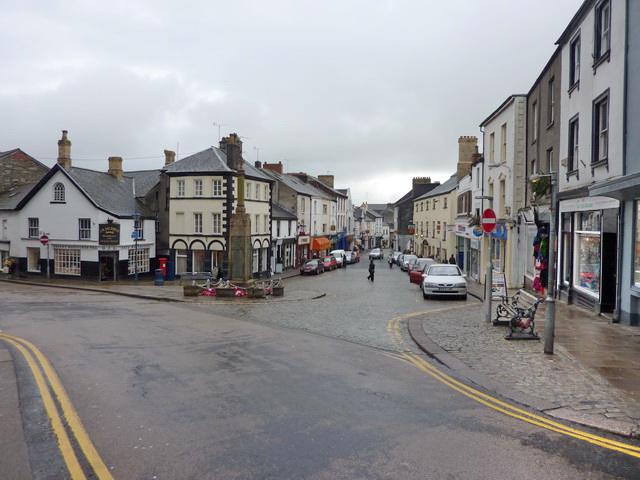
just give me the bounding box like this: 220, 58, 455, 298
99, 223, 121, 245
407, 222, 416, 235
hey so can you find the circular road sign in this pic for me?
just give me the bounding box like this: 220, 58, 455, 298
481, 209, 497, 234
39, 234, 49, 245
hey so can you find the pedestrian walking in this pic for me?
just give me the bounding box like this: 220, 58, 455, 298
449, 254, 456, 265
367, 259, 376, 282
388, 254, 393, 269
343, 253, 347, 269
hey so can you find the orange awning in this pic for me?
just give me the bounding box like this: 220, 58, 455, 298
311, 237, 331, 251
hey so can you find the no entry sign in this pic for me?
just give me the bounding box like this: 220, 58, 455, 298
39, 234, 49, 245
481, 209, 497, 233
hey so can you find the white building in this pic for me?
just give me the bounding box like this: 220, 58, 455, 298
480, 95, 527, 288
163, 134, 273, 278
556, 0, 624, 313
270, 203, 298, 273
1, 131, 155, 280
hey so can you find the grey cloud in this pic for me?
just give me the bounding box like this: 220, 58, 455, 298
1, 0, 580, 202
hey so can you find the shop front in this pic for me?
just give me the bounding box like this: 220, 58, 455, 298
558, 196, 619, 313
297, 235, 310, 264
311, 236, 331, 258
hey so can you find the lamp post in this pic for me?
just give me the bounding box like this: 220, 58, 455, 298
133, 212, 141, 284
530, 172, 558, 354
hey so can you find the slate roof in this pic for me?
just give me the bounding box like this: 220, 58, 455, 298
66, 167, 149, 217
164, 146, 272, 182
125, 170, 161, 198
0, 183, 37, 210
415, 174, 458, 200
365, 210, 380, 221
271, 202, 298, 220
0, 148, 48, 170
261, 169, 331, 199
14, 164, 150, 217
353, 206, 363, 219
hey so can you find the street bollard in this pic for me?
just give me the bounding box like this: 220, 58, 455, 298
485, 263, 493, 323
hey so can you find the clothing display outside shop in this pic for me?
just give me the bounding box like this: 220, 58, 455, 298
531, 225, 548, 294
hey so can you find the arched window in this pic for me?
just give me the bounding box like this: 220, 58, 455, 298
53, 182, 65, 202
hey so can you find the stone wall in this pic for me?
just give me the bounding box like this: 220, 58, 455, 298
0, 150, 48, 192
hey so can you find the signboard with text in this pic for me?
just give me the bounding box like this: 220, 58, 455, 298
99, 223, 120, 245
298, 236, 310, 246
491, 271, 507, 300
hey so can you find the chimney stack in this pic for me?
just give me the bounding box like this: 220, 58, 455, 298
164, 149, 176, 166
318, 175, 335, 189
262, 161, 283, 174
219, 133, 243, 171
57, 130, 72, 170
254, 160, 262, 169
457, 136, 478, 179
108, 156, 124, 180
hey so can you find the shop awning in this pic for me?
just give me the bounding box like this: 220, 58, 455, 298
311, 237, 331, 251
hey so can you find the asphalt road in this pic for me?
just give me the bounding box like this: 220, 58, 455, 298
1, 260, 638, 479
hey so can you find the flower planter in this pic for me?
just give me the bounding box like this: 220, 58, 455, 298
272, 286, 284, 297
183, 285, 202, 297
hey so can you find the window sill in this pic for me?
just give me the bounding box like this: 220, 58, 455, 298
592, 50, 610, 72
50, 201, 66, 204
591, 159, 609, 173
568, 81, 580, 96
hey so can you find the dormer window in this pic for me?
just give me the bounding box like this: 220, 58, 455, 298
53, 182, 65, 202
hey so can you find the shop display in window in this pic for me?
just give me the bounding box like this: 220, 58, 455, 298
576, 234, 600, 295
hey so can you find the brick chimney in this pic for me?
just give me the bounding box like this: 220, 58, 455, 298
457, 136, 478, 179
318, 175, 334, 189
108, 156, 123, 180
219, 133, 243, 171
164, 149, 176, 166
262, 161, 283, 174
57, 130, 72, 170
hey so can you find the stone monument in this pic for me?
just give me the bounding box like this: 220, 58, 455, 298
226, 135, 254, 287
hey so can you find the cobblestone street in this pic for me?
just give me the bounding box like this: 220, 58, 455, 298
204, 257, 470, 352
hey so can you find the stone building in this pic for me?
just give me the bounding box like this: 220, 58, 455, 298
392, 177, 439, 252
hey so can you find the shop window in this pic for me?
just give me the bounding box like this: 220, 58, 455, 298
128, 247, 150, 275
574, 211, 601, 297
176, 249, 188, 275
562, 213, 572, 285
54, 248, 80, 275
191, 250, 205, 273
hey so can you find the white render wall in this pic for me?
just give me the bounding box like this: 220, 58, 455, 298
559, 1, 626, 192
7, 169, 155, 263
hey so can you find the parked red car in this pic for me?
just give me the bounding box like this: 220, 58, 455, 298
300, 259, 325, 275
322, 256, 338, 271
409, 258, 435, 284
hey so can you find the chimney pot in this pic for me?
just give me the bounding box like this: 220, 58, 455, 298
57, 130, 72, 170
164, 149, 176, 166
108, 156, 124, 180
255, 160, 262, 168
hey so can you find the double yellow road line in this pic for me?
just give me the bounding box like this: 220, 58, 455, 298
402, 351, 640, 459
0, 332, 113, 480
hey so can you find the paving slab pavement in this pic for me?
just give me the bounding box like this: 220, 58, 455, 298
407, 301, 640, 438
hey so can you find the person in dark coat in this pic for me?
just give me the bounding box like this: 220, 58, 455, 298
449, 254, 456, 265
367, 259, 376, 282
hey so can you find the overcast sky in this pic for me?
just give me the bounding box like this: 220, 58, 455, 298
1, 0, 580, 203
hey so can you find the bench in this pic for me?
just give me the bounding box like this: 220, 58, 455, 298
493, 289, 539, 325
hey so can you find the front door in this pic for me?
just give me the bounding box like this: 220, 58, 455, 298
99, 252, 118, 281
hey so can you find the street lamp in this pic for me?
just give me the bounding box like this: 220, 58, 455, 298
133, 212, 141, 284
530, 172, 558, 355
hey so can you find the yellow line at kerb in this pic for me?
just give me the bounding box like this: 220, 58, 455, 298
0, 335, 86, 479
0, 333, 114, 479
402, 352, 640, 459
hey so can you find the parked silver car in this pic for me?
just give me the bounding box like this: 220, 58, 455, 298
401, 254, 417, 271
368, 248, 383, 259
421, 264, 467, 300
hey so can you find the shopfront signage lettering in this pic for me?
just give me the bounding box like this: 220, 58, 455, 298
99, 223, 120, 245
